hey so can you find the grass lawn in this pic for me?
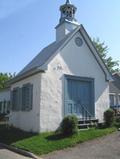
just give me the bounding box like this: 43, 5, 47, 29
0, 125, 116, 156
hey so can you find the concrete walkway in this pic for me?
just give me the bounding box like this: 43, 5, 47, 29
43, 132, 120, 159
0, 146, 31, 159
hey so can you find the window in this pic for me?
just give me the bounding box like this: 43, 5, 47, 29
11, 83, 33, 112
0, 102, 2, 113
22, 84, 33, 111
3, 100, 6, 114
7, 101, 11, 113
118, 95, 120, 106
109, 94, 116, 107
12, 88, 20, 111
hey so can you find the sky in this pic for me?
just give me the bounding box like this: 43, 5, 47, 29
0, 0, 120, 74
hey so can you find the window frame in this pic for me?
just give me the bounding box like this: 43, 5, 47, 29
0, 101, 2, 113
118, 94, 120, 106
109, 93, 116, 107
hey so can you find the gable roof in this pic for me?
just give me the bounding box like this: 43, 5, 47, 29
18, 29, 75, 76
10, 25, 112, 84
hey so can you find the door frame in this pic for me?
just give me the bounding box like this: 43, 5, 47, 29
64, 74, 95, 117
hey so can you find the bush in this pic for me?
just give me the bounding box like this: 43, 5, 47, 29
113, 116, 120, 128
104, 109, 115, 127
60, 115, 78, 136
115, 116, 120, 123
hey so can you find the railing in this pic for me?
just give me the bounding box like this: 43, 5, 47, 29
80, 104, 93, 121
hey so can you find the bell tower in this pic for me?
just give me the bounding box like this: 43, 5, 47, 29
56, 0, 80, 42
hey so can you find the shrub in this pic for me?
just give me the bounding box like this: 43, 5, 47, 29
104, 109, 115, 127
60, 115, 78, 136
115, 116, 120, 123
113, 116, 120, 128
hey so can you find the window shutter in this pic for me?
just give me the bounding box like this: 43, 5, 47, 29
3, 101, 6, 114
12, 88, 19, 111
10, 91, 13, 111
26, 85, 30, 110
11, 90, 14, 111
16, 90, 19, 111
0, 102, 2, 113
1, 101, 4, 113
21, 83, 33, 111
29, 84, 33, 110
18, 88, 22, 111
7, 101, 10, 113
22, 86, 25, 111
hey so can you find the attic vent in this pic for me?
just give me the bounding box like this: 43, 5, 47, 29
75, 37, 83, 47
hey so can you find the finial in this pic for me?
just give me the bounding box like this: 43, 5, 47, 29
66, 0, 72, 4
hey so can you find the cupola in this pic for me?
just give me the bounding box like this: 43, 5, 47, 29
56, 0, 80, 42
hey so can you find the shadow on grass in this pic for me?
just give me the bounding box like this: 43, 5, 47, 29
0, 125, 36, 145
46, 133, 72, 141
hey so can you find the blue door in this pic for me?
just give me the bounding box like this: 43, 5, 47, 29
64, 75, 94, 118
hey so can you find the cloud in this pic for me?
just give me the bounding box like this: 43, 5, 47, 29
0, 0, 36, 19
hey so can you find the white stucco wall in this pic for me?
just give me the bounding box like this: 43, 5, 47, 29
10, 30, 110, 133
9, 73, 42, 133
0, 89, 10, 102
40, 31, 109, 132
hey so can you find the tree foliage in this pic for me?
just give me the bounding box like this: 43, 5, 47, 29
0, 73, 15, 90
93, 38, 120, 73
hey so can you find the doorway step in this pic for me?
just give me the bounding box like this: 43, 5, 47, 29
78, 118, 99, 129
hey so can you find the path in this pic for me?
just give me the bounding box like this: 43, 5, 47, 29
43, 132, 120, 159
0, 146, 31, 159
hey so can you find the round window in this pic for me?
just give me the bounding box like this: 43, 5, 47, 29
75, 37, 83, 47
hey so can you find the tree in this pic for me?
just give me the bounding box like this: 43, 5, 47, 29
93, 38, 120, 73
0, 73, 15, 90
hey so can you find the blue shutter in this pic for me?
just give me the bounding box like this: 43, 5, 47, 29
0, 102, 2, 113
10, 90, 13, 111
29, 84, 33, 110
25, 85, 30, 111
12, 87, 20, 111
18, 88, 22, 111
16, 88, 19, 111
10, 91, 15, 111
21, 83, 33, 111
22, 86, 25, 111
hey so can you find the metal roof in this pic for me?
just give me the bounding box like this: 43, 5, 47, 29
10, 25, 112, 84
18, 28, 77, 76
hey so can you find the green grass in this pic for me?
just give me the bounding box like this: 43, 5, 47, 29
0, 125, 116, 156
13, 127, 116, 155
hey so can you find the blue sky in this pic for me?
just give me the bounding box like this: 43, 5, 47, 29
0, 0, 120, 74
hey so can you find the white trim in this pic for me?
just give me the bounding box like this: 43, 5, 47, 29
109, 93, 116, 106
109, 93, 116, 95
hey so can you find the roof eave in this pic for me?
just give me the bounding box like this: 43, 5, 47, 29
8, 67, 45, 85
